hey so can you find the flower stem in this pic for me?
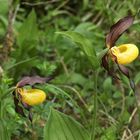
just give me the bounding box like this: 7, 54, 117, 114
90, 69, 99, 140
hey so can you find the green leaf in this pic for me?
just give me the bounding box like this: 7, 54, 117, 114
83, 0, 89, 10
0, 120, 10, 140
14, 10, 39, 62
44, 84, 73, 100
44, 109, 90, 140
56, 31, 100, 69
17, 10, 38, 47
0, 0, 8, 15
6, 57, 37, 70
97, 48, 109, 61
100, 125, 117, 140
103, 77, 112, 92
68, 72, 87, 86
134, 72, 140, 84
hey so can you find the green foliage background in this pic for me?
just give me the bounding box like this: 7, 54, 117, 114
0, 0, 140, 140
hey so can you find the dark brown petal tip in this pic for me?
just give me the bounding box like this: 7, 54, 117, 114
106, 16, 134, 48
28, 111, 33, 122
22, 102, 31, 111
117, 64, 130, 78
117, 64, 135, 92
16, 76, 53, 88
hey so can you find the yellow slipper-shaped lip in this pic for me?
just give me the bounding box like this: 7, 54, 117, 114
18, 88, 46, 106
110, 44, 139, 64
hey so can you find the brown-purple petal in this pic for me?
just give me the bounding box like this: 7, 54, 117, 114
106, 16, 134, 48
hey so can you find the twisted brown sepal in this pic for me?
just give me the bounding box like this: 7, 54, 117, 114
16, 76, 53, 88
13, 91, 33, 122
28, 110, 33, 122
102, 54, 120, 80
102, 54, 109, 72
106, 16, 134, 48
12, 91, 26, 117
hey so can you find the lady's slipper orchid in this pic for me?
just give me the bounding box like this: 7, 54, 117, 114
102, 16, 139, 91
104, 16, 139, 65
13, 76, 53, 120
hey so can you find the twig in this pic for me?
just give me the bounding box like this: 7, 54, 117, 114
123, 127, 135, 140
121, 108, 137, 140
125, 130, 140, 140
0, 66, 3, 77
60, 85, 89, 110
12, 4, 20, 25
21, 0, 59, 6
55, 49, 69, 76
60, 57, 69, 76
99, 110, 118, 125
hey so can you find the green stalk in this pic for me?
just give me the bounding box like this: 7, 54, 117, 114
90, 69, 99, 140
0, 102, 2, 119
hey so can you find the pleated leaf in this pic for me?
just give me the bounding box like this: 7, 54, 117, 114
44, 109, 90, 140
